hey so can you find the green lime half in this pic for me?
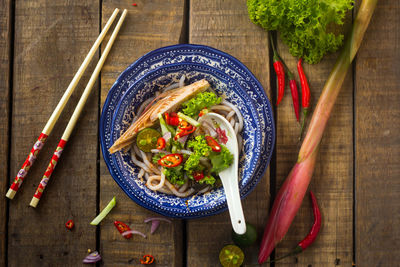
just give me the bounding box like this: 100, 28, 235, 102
232, 222, 257, 248
219, 245, 244, 267
136, 128, 161, 152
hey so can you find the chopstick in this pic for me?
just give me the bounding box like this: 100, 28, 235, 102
5, 8, 120, 200
29, 9, 128, 208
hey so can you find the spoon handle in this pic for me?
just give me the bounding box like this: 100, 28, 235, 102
221, 177, 247, 234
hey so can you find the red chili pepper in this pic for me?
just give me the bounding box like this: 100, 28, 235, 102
193, 171, 204, 181
267, 191, 321, 263
174, 126, 196, 140
288, 72, 300, 122
156, 137, 166, 150
270, 34, 285, 106
297, 58, 311, 135
178, 119, 192, 130
65, 219, 74, 230
158, 154, 183, 168
114, 220, 132, 239
164, 112, 179, 126
140, 254, 155, 264
205, 136, 221, 152
132, 3, 137, 7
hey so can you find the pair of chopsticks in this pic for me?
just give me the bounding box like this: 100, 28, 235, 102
6, 8, 127, 208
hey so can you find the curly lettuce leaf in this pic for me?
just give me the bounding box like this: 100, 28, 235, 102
247, 0, 353, 64
182, 92, 221, 118
209, 145, 234, 174
163, 166, 186, 186
184, 136, 212, 172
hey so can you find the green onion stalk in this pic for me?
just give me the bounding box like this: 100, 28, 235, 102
258, 0, 378, 263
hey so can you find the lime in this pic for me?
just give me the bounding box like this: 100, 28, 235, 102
219, 245, 244, 267
136, 128, 161, 152
232, 223, 257, 247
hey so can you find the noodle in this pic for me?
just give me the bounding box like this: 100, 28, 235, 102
146, 172, 166, 191
140, 150, 161, 175
179, 75, 186, 88
163, 82, 179, 92
222, 100, 244, 132
164, 180, 195, 197
198, 186, 211, 194
226, 110, 236, 121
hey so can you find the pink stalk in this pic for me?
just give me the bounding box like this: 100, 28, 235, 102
258, 0, 378, 263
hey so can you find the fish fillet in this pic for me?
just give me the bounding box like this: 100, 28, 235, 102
109, 79, 210, 154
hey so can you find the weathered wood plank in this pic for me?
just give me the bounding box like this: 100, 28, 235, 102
275, 16, 353, 267
8, 1, 99, 266
0, 0, 11, 265
188, 0, 271, 266
100, 1, 185, 266
355, 0, 400, 265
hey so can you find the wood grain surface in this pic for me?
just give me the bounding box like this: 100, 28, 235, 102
8, 1, 99, 266
355, 1, 400, 265
99, 1, 185, 266
188, 0, 271, 266
0, 0, 11, 265
274, 17, 354, 266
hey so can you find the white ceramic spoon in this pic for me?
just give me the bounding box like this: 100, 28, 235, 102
200, 112, 246, 234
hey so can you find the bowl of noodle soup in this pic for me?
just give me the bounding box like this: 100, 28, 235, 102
100, 44, 275, 218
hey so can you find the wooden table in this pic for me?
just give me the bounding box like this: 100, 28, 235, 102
1, 1, 398, 266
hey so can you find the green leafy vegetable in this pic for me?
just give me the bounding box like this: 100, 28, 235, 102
184, 135, 233, 176
247, 0, 354, 64
163, 166, 186, 186
182, 92, 221, 117
198, 175, 216, 186
152, 153, 165, 164
209, 145, 234, 173
184, 136, 212, 172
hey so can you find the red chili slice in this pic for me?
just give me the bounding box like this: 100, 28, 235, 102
205, 136, 221, 152
164, 112, 170, 124
178, 119, 192, 130
193, 171, 204, 181
114, 221, 132, 239
165, 112, 179, 126
158, 154, 183, 168
140, 254, 155, 264
156, 137, 166, 150
65, 219, 74, 230
175, 126, 196, 140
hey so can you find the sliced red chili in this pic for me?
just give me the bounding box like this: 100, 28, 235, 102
114, 220, 132, 239
156, 137, 166, 150
165, 112, 179, 126
164, 112, 170, 124
178, 119, 192, 130
140, 254, 155, 264
65, 219, 74, 230
175, 126, 196, 140
158, 154, 183, 168
205, 136, 221, 152
193, 171, 204, 181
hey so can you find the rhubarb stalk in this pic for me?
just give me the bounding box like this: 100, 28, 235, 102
258, 0, 378, 263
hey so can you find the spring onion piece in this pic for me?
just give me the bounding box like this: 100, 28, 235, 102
90, 196, 116, 225
83, 251, 101, 264
177, 112, 200, 127
122, 229, 147, 239
144, 217, 172, 234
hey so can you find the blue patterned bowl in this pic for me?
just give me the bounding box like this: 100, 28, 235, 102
100, 44, 275, 218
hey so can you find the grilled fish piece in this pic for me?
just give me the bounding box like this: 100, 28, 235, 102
109, 79, 210, 154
